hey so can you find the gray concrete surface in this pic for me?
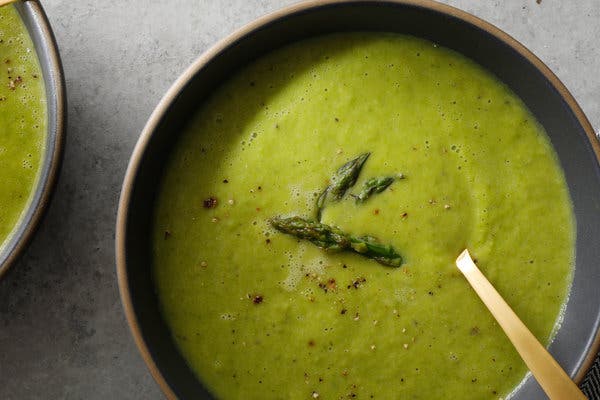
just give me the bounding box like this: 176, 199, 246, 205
0, 0, 598, 398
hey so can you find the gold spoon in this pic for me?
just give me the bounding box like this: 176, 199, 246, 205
0, 0, 18, 6
455, 249, 587, 400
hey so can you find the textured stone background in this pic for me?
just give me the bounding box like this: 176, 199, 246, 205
0, 0, 598, 398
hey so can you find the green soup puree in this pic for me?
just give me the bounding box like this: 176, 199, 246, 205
153, 33, 574, 399
0, 5, 46, 250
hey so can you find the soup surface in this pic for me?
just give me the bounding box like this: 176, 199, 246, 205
153, 33, 574, 399
0, 5, 46, 250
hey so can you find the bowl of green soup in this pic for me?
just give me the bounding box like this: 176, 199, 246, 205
117, 1, 600, 398
0, 1, 65, 278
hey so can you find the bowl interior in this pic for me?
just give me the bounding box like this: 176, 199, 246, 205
119, 2, 600, 399
0, 1, 65, 278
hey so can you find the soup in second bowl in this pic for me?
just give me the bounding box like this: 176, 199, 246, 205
0, 5, 46, 251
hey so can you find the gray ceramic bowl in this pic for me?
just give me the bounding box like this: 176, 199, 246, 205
117, 1, 600, 398
0, 1, 66, 279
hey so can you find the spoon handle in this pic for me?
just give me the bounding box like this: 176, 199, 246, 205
456, 249, 587, 400
0, 0, 19, 7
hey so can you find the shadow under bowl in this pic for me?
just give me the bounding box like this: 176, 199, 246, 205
117, 1, 600, 399
0, 0, 66, 279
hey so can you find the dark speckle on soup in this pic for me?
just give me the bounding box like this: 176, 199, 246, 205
153, 33, 574, 399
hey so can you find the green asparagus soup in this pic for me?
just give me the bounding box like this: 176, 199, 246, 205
0, 5, 46, 250
153, 33, 574, 399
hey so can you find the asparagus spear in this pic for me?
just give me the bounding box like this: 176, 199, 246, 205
315, 189, 329, 220
353, 175, 400, 203
269, 216, 349, 251
349, 235, 403, 267
316, 152, 370, 219
269, 216, 402, 267
329, 152, 370, 200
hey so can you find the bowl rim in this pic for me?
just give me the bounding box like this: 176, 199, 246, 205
0, 0, 67, 279
116, 0, 600, 398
